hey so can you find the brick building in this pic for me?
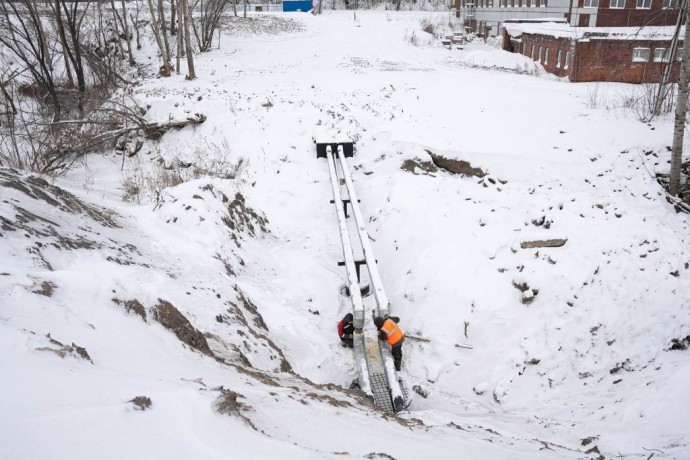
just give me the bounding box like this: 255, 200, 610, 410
460, 0, 679, 37
502, 22, 682, 82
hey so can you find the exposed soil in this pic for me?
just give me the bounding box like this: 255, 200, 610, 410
425, 149, 486, 177
214, 389, 257, 430
401, 158, 438, 175
0, 169, 119, 228
152, 299, 213, 356
36, 333, 94, 363
112, 298, 147, 321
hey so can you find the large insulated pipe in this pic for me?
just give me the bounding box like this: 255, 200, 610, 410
326, 145, 372, 398
335, 145, 389, 318
335, 145, 405, 412
326, 145, 366, 329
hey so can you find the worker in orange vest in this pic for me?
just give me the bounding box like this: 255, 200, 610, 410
374, 315, 404, 371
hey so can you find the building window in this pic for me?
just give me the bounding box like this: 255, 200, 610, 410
557, 50, 562, 67
632, 47, 650, 62
531, 45, 536, 60
539, 46, 543, 62
636, 0, 651, 8
564, 51, 570, 69
654, 48, 670, 62
522, 43, 527, 54
584, 0, 599, 7
662, 0, 678, 7
610, 0, 625, 7
539, 0, 547, 6
545, 48, 549, 65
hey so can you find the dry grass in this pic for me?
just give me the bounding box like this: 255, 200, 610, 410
32, 281, 56, 297
130, 396, 152, 410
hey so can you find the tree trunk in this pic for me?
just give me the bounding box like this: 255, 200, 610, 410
30, 0, 52, 72
60, 1, 87, 117
97, 1, 108, 48
670, 0, 690, 197
54, 0, 75, 88
243, 0, 247, 17
170, 0, 176, 35
109, 0, 126, 57
182, 0, 196, 79
158, 0, 172, 64
233, 0, 237, 17
131, 13, 142, 50
121, 0, 135, 66
0, 80, 17, 116
176, 0, 182, 73
146, 0, 172, 75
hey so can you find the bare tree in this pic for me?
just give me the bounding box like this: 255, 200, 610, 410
182, 0, 196, 79
176, 0, 183, 73
147, 0, 172, 75
56, 0, 92, 118
0, 66, 19, 121
53, 0, 75, 88
108, 0, 126, 57
95, 0, 108, 49
0, 0, 61, 121
120, 0, 135, 66
158, 0, 173, 64
130, 3, 143, 50
170, 0, 177, 35
191, 0, 230, 52
670, 0, 690, 198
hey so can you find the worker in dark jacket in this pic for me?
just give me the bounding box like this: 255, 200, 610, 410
338, 313, 354, 348
374, 315, 404, 371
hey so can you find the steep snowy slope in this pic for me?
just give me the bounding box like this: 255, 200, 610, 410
1, 10, 689, 460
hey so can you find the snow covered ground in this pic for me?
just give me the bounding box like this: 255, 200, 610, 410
1, 10, 690, 460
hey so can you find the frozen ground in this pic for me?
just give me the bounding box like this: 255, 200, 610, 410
1, 10, 690, 460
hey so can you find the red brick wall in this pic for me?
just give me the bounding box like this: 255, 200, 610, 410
596, 0, 679, 27
502, 31, 682, 83
503, 32, 575, 78
572, 39, 681, 83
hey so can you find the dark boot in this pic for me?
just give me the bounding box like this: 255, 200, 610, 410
395, 361, 401, 372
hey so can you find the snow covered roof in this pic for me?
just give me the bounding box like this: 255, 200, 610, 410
504, 23, 680, 42
503, 17, 568, 24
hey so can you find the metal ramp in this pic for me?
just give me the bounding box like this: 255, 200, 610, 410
319, 140, 410, 413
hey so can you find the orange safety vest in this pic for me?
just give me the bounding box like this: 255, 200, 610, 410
381, 318, 403, 346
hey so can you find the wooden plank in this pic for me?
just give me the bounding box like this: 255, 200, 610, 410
520, 239, 567, 249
